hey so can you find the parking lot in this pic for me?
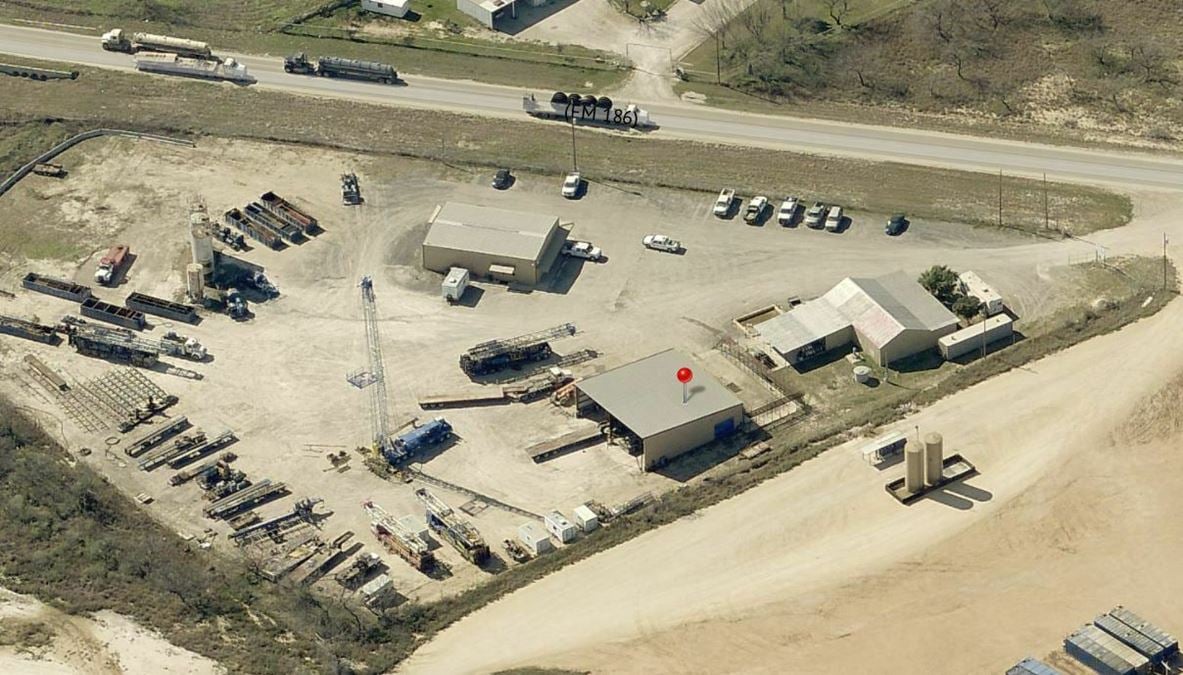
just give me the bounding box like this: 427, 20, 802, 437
0, 136, 1093, 601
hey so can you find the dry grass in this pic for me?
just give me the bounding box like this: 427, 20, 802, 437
0, 59, 1132, 235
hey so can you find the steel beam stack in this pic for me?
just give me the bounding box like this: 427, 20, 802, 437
165, 430, 236, 469
204, 479, 287, 519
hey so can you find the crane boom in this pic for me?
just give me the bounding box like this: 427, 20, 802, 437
360, 276, 392, 452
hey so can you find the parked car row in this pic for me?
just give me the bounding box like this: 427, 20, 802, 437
712, 188, 908, 235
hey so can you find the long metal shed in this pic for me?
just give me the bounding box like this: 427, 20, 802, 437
1006, 657, 1061, 675
1108, 606, 1179, 658
1095, 614, 1168, 663
1065, 624, 1149, 675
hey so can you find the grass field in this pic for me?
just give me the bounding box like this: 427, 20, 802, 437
0, 0, 328, 27
677, 0, 1183, 146
0, 58, 1132, 237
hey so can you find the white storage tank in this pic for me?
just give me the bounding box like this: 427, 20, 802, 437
923, 432, 944, 486
544, 510, 577, 543
518, 522, 553, 555
572, 504, 599, 533
904, 441, 924, 494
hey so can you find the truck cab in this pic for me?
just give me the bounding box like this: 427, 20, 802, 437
101, 29, 131, 52
283, 52, 316, 74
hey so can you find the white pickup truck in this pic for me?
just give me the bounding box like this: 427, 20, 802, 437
562, 240, 604, 262
713, 188, 735, 218
642, 234, 682, 253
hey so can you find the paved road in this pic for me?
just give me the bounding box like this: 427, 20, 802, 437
3, 23, 1183, 189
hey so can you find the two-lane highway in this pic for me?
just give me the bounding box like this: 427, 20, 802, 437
2, 23, 1182, 189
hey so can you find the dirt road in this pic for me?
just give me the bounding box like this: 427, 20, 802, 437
401, 275, 1183, 672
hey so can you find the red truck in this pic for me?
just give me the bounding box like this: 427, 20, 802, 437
95, 244, 129, 286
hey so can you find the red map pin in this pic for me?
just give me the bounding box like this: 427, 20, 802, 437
676, 367, 693, 383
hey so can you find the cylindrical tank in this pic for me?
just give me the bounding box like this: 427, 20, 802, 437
189, 209, 214, 273
924, 432, 944, 486
904, 441, 924, 494
185, 263, 205, 302
853, 365, 872, 384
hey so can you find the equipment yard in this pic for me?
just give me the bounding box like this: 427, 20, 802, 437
1, 128, 1181, 672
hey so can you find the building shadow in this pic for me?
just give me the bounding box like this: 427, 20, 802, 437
790, 346, 851, 374
497, 0, 584, 36
651, 431, 750, 483
537, 256, 584, 295
479, 553, 508, 575
452, 286, 485, 308
889, 349, 946, 374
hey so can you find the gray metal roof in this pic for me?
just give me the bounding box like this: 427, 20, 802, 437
576, 349, 742, 439
424, 202, 559, 263
758, 271, 959, 354
1006, 658, 1061, 675
1095, 614, 1166, 661
1066, 624, 1148, 675
1109, 606, 1178, 654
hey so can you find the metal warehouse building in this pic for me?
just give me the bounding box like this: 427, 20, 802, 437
575, 349, 744, 470
757, 271, 959, 367
422, 202, 566, 286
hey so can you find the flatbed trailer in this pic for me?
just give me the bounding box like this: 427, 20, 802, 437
23, 355, 68, 391
418, 389, 508, 410
204, 479, 287, 519
526, 425, 604, 463
123, 416, 189, 457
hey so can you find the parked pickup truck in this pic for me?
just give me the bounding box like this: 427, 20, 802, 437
804, 201, 827, 229
825, 205, 844, 232
642, 234, 682, 253
744, 196, 769, 225
562, 172, 582, 199
777, 196, 799, 226
562, 240, 603, 262
713, 188, 735, 218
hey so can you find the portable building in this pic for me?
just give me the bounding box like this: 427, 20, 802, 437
1006, 658, 1061, 675
938, 314, 1014, 360
572, 504, 599, 532
456, 0, 517, 29
1065, 624, 1150, 675
518, 522, 553, 555
362, 0, 411, 17
861, 431, 907, 467
544, 510, 576, 543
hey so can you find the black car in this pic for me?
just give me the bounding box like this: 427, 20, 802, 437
492, 168, 512, 190
885, 213, 908, 236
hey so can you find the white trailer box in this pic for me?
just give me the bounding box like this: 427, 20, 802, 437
861, 431, 907, 467
939, 314, 1015, 360
958, 271, 1004, 316
442, 267, 469, 303
572, 504, 599, 532
544, 510, 577, 543
518, 522, 553, 555
361, 0, 411, 18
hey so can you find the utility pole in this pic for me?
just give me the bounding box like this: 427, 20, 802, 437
997, 169, 1003, 228
569, 117, 578, 172
981, 312, 987, 361
715, 31, 721, 84
1164, 232, 1170, 292
1043, 172, 1049, 230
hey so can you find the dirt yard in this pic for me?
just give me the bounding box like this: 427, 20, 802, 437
0, 588, 221, 675
0, 134, 1155, 610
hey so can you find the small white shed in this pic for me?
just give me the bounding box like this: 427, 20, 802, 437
518, 522, 553, 555
572, 504, 599, 533
544, 510, 577, 543
361, 0, 410, 18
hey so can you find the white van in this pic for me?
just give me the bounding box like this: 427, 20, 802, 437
825, 205, 843, 232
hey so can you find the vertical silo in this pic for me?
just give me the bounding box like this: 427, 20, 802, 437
924, 433, 944, 486
904, 440, 924, 494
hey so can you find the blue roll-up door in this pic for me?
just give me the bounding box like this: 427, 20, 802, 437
714, 417, 735, 439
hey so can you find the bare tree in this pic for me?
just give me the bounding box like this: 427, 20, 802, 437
822, 0, 852, 27
973, 0, 1011, 30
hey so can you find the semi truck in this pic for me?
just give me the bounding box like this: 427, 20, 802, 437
101, 29, 213, 58
134, 52, 254, 84
283, 53, 398, 84
95, 244, 129, 286
383, 417, 453, 464
523, 91, 654, 129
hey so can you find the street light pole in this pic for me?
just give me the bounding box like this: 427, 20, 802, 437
715, 31, 721, 84
570, 117, 578, 172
